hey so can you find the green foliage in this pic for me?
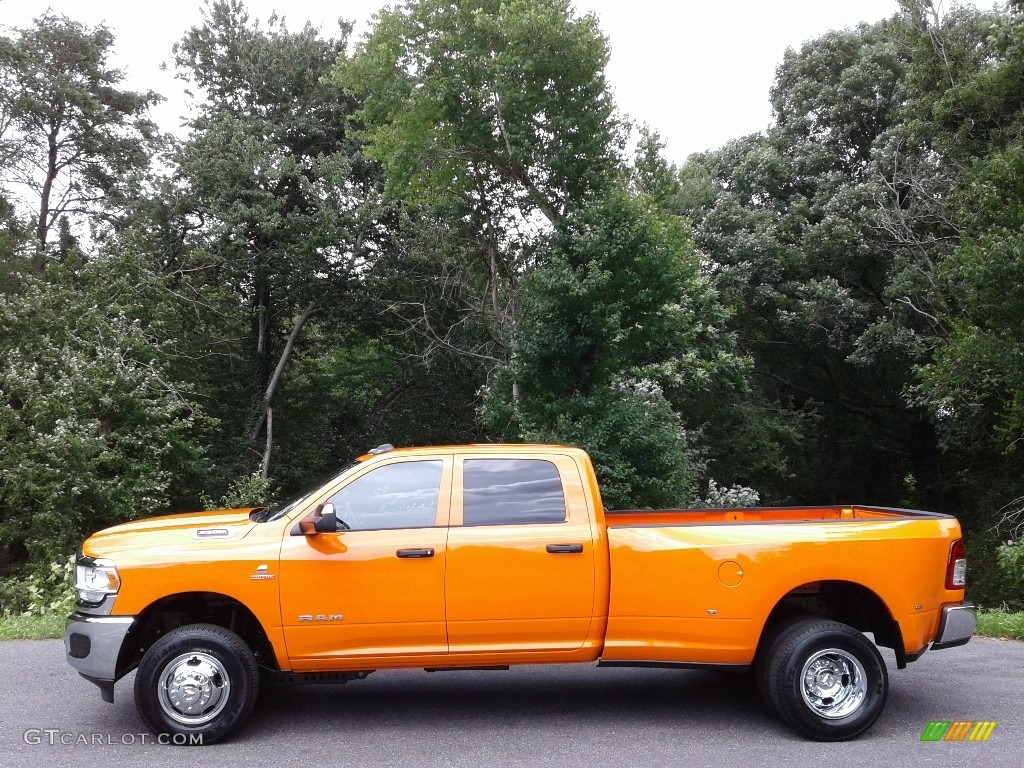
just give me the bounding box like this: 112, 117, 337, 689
4, 0, 1024, 612
484, 186, 751, 507
0, 613, 68, 640
975, 609, 1024, 641
200, 474, 277, 510
0, 555, 75, 617
0, 255, 211, 566
333, 0, 626, 401
916, 137, 1024, 455
679, 18, 956, 508
165, 0, 383, 483
994, 541, 1024, 609
516, 386, 698, 510
335, 0, 622, 217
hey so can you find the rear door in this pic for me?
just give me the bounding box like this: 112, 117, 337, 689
444, 453, 596, 653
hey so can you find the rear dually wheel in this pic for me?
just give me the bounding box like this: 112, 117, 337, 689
763, 617, 888, 740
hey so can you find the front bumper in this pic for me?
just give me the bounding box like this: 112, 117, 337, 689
64, 612, 135, 702
931, 603, 976, 650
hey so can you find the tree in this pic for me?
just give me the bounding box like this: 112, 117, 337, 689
333, 0, 624, 379
0, 193, 31, 291
906, 2, 1024, 532
484, 186, 752, 508
678, 19, 955, 507
0, 254, 211, 571
0, 13, 161, 269
169, 0, 380, 481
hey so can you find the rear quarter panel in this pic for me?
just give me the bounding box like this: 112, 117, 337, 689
603, 516, 964, 664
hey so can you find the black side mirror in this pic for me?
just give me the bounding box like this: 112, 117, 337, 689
314, 503, 338, 533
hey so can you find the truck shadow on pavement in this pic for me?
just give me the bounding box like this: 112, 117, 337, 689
246, 666, 772, 735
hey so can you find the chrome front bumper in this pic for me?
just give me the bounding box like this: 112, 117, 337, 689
64, 613, 135, 702
932, 603, 976, 650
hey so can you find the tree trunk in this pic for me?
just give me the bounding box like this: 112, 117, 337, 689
34, 126, 60, 271
248, 300, 319, 445
260, 406, 273, 479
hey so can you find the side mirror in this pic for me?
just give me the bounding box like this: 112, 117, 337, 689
298, 502, 339, 535
315, 503, 338, 533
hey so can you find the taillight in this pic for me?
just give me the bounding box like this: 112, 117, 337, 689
946, 538, 966, 589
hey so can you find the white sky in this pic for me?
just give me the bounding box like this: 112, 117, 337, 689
1, 0, 906, 165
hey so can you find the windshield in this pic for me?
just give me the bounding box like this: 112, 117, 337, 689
252, 463, 358, 523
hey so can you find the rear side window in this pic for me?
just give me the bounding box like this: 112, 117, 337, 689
462, 459, 566, 526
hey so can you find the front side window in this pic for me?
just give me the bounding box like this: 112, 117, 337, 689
462, 459, 566, 526
327, 460, 443, 530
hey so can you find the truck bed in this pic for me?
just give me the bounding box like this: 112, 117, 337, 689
600, 504, 962, 666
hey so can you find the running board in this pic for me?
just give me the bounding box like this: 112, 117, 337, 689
260, 669, 373, 685
424, 665, 510, 672
598, 660, 751, 673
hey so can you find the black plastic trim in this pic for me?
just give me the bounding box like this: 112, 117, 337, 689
546, 543, 584, 554
597, 660, 752, 672
903, 647, 928, 664
424, 666, 510, 672
78, 674, 115, 703
396, 548, 435, 558
260, 669, 373, 685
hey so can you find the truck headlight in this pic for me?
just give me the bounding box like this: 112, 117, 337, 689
74, 556, 121, 604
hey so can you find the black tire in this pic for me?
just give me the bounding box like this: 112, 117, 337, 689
764, 617, 888, 741
754, 615, 810, 714
134, 623, 259, 746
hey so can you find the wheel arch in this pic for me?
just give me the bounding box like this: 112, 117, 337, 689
116, 591, 278, 679
757, 580, 907, 668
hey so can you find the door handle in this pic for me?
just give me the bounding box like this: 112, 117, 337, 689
546, 543, 584, 554
396, 548, 435, 558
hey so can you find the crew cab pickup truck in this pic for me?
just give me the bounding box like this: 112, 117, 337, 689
65, 443, 975, 744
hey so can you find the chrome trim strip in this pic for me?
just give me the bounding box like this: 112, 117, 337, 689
72, 615, 134, 624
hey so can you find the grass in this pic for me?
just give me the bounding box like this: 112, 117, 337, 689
0, 612, 66, 640
1, 608, 1022, 643
975, 608, 1024, 641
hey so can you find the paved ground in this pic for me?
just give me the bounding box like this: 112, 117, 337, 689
1, 637, 1020, 767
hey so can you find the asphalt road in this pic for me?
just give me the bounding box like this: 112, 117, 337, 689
1, 637, 1020, 768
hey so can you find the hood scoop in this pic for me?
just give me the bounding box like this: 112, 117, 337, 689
191, 527, 234, 540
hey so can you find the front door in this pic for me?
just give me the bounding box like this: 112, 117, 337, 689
279, 456, 452, 669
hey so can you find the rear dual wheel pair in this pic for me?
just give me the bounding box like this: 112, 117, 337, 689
756, 617, 889, 740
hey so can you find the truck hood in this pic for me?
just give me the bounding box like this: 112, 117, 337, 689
83, 508, 260, 557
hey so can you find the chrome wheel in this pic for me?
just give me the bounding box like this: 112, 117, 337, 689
799, 647, 867, 719
156, 651, 232, 726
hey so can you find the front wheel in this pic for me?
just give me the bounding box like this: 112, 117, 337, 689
764, 618, 888, 741
134, 623, 259, 745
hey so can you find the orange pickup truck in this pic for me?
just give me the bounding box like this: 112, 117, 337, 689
65, 443, 975, 744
